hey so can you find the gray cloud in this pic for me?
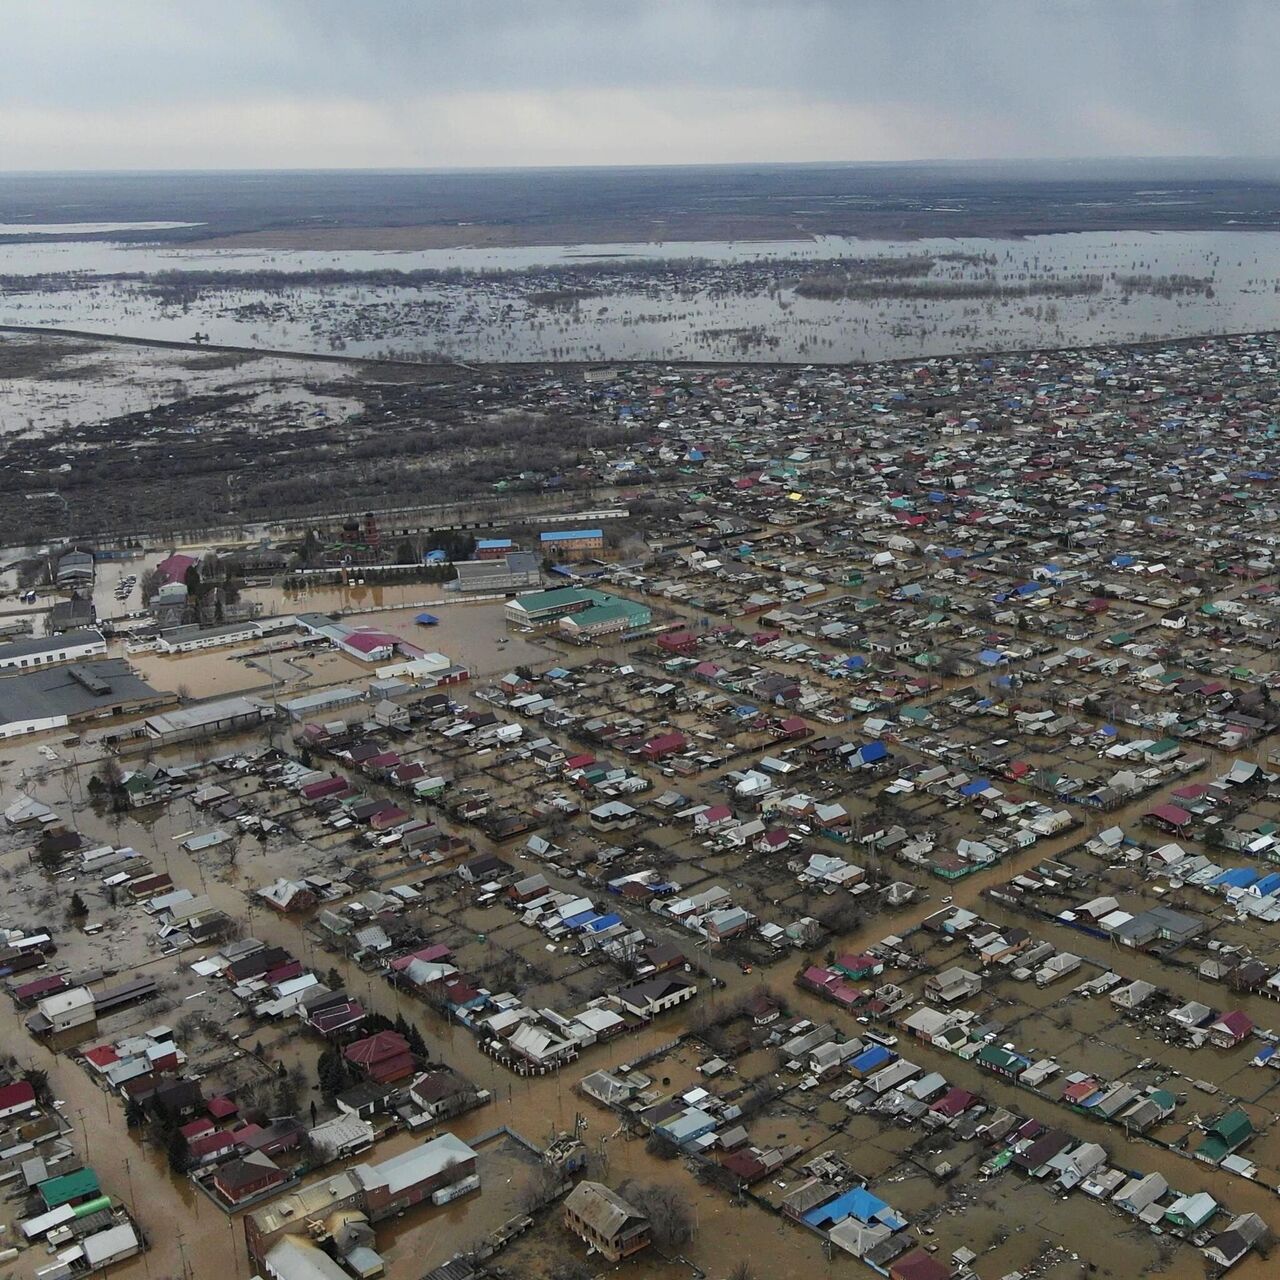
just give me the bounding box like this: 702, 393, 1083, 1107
0, 0, 1274, 167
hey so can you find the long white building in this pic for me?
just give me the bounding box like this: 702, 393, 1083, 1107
0, 629, 106, 671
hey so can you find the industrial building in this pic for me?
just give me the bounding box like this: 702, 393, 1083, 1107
295, 613, 414, 664
558, 598, 651, 639
473, 537, 517, 559
0, 629, 106, 671
539, 528, 604, 559
505, 586, 642, 631
452, 551, 542, 595
281, 687, 364, 722
0, 659, 169, 739
143, 696, 274, 743
155, 622, 263, 653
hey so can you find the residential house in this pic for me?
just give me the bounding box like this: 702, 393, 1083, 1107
562, 1181, 650, 1262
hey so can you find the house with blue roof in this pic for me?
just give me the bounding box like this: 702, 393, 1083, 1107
1211, 867, 1258, 890
849, 740, 889, 768
1250, 872, 1280, 897
802, 1185, 907, 1232
848, 1044, 895, 1077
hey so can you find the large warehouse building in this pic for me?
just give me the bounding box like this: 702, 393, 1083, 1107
0, 660, 170, 739
143, 696, 274, 744
0, 629, 106, 672
451, 551, 542, 596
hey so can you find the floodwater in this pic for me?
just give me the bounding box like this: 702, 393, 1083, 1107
0, 221, 204, 235
8, 730, 1278, 1280
3, 230, 1280, 361
245, 584, 555, 679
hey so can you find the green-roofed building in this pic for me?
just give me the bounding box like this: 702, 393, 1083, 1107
40, 1168, 100, 1209
504, 586, 612, 628
559, 599, 652, 639
1194, 1109, 1254, 1165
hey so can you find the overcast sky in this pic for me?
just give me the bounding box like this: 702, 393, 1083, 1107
2, 0, 1274, 170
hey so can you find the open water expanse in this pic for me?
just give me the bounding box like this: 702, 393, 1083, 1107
2, 228, 1280, 361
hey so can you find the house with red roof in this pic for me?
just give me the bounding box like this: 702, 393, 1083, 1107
155, 553, 197, 586
0, 1080, 37, 1121
390, 942, 454, 972
187, 1127, 240, 1165
206, 1095, 239, 1121
82, 1045, 121, 1075
305, 997, 366, 1039
1209, 1010, 1253, 1049
656, 630, 698, 655
344, 1030, 414, 1084
338, 630, 398, 663
640, 731, 688, 761
1145, 803, 1192, 833
12, 974, 68, 1005
211, 1153, 287, 1206
890, 1248, 953, 1280
771, 716, 811, 740
929, 1087, 978, 1119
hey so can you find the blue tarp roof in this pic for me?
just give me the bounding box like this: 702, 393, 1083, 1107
978, 649, 1005, 665
849, 1044, 894, 1073
1254, 873, 1280, 897
843, 655, 867, 670
1211, 867, 1258, 888
584, 912, 623, 932
959, 779, 991, 797
857, 741, 889, 763
803, 1186, 895, 1228
415, 613, 439, 625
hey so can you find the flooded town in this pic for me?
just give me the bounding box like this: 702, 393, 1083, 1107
8, 3, 1280, 1274
2, 325, 1280, 1280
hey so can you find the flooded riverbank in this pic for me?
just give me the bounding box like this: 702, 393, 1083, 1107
4, 230, 1280, 362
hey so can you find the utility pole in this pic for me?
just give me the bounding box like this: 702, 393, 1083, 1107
74, 1106, 90, 1157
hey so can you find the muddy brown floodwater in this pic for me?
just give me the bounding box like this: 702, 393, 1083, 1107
14, 713, 1280, 1280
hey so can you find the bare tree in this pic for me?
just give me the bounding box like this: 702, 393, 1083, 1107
620, 1181, 694, 1251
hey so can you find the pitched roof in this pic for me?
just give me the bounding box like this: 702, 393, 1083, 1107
564, 1181, 647, 1238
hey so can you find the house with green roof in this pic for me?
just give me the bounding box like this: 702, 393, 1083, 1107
1194, 1109, 1254, 1165
976, 1044, 1030, 1079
